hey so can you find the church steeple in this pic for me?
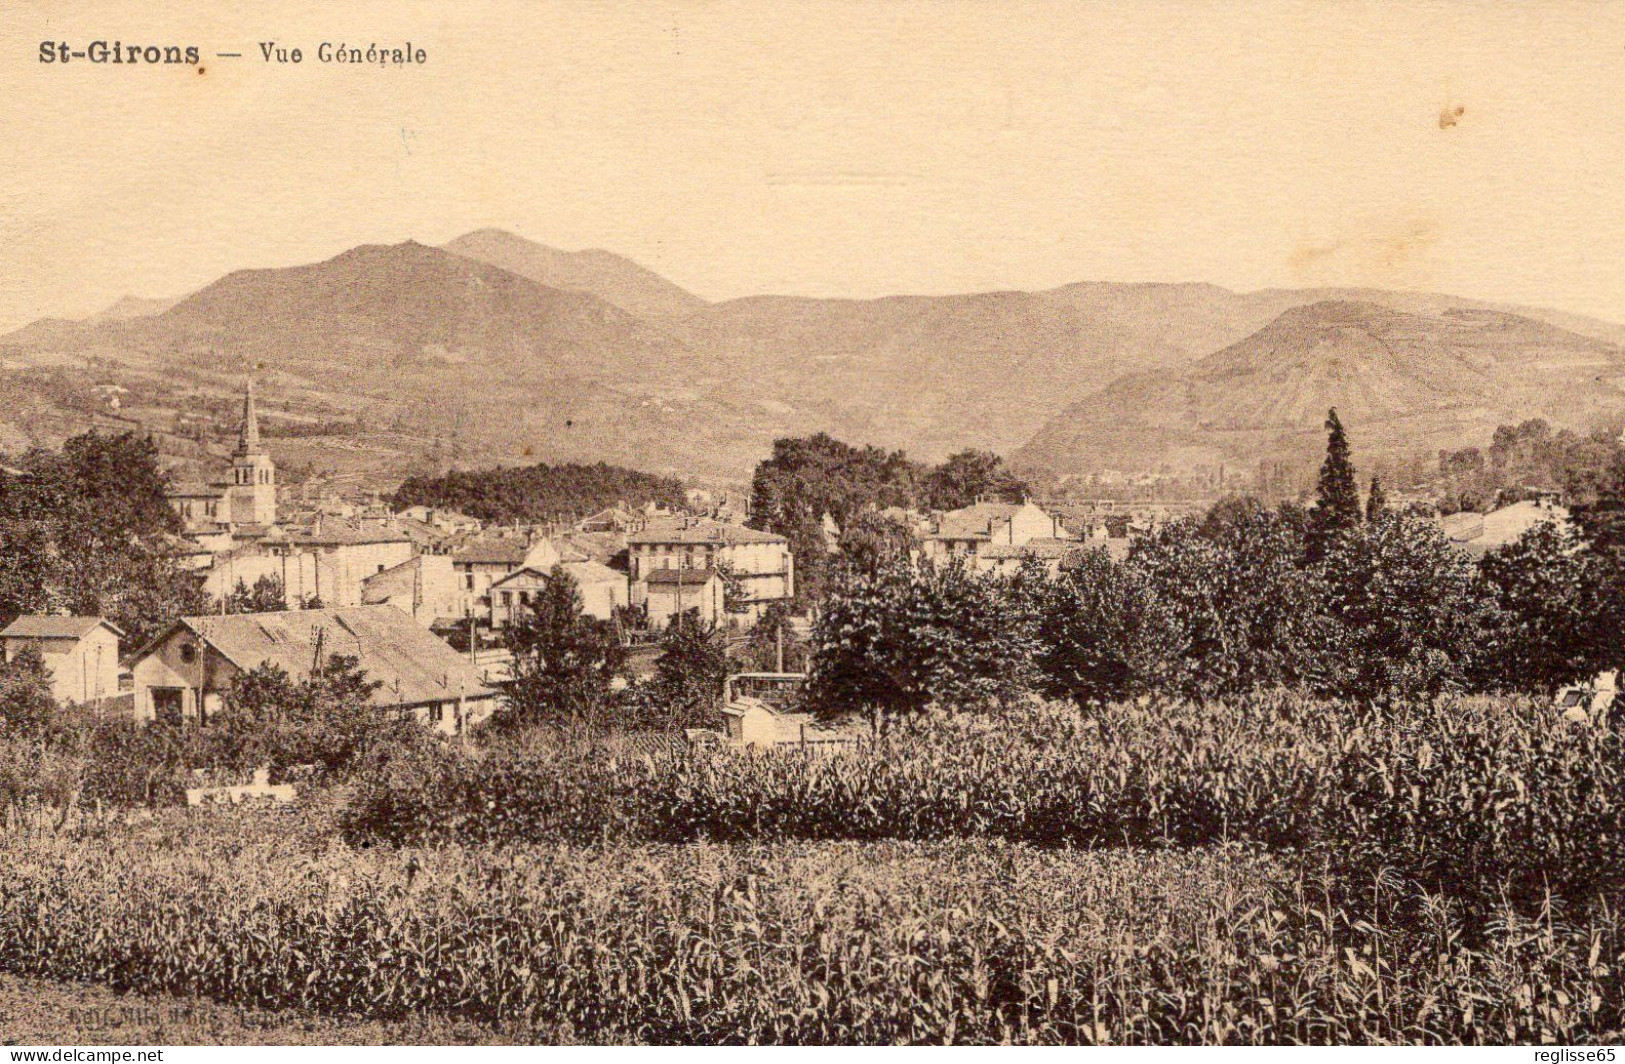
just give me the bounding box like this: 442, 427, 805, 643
228, 378, 276, 526
235, 379, 262, 456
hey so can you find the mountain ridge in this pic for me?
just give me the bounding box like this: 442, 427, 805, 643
5, 229, 1625, 481
1014, 299, 1625, 477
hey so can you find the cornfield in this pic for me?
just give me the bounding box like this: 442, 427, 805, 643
348, 694, 1622, 916
3, 691, 1620, 1043
0, 828, 1619, 1044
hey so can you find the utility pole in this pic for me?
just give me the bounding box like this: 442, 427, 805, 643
775, 620, 784, 673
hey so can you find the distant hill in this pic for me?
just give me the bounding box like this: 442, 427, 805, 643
443, 229, 708, 320
7, 232, 1625, 481
151, 239, 683, 380
1015, 300, 1625, 475
90, 294, 182, 322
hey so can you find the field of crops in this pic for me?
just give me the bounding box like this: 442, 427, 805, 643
1, 817, 1620, 1045
349, 695, 1622, 915
1, 693, 1620, 1044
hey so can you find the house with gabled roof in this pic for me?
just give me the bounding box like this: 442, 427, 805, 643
489, 561, 629, 628
128, 605, 495, 735
637, 567, 726, 629
921, 500, 1071, 573
627, 517, 793, 620
1, 615, 123, 707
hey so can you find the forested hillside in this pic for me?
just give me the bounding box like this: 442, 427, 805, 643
389, 460, 688, 523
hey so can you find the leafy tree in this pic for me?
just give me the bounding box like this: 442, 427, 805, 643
807, 555, 1034, 733
0, 646, 59, 744
223, 574, 288, 614
0, 431, 207, 647
1319, 511, 1499, 703
0, 648, 80, 811
647, 611, 730, 729
1131, 508, 1338, 699
1031, 548, 1184, 708
749, 433, 923, 606
923, 449, 1029, 510
389, 460, 686, 524
1477, 520, 1617, 694
712, 559, 751, 616
1437, 418, 1625, 513
835, 508, 917, 574
217, 655, 400, 779
499, 566, 626, 731
735, 601, 809, 674
1572, 445, 1625, 559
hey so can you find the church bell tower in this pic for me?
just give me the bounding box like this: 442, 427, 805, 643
229, 380, 277, 527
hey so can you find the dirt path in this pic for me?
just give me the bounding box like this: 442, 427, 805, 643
0, 973, 534, 1046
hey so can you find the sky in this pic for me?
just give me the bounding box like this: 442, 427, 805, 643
4, 0, 1625, 332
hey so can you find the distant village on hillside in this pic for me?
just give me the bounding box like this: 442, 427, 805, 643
2, 372, 1601, 744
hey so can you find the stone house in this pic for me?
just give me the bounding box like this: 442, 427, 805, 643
489, 561, 630, 627
636, 567, 726, 629
203, 522, 415, 609
361, 553, 463, 627
922, 500, 1072, 573
627, 517, 794, 620
449, 537, 534, 617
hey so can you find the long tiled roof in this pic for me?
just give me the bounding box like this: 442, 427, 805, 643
980, 537, 1077, 560
492, 561, 626, 590
360, 557, 421, 603
628, 518, 785, 546
451, 539, 531, 565
284, 516, 413, 546
1, 615, 121, 641
170, 605, 493, 707
930, 502, 1027, 540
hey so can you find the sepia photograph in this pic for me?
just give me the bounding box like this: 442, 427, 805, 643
1, 0, 1623, 1049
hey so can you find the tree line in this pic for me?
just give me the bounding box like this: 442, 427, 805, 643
1435, 417, 1625, 514
809, 411, 1625, 729
390, 460, 689, 524
748, 433, 1030, 603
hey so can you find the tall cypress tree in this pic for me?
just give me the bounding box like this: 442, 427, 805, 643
1316, 409, 1362, 528
1307, 409, 1362, 562
1365, 474, 1388, 521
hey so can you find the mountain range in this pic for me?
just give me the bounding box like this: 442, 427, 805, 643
4, 230, 1624, 484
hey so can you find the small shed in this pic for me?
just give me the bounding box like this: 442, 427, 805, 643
1, 615, 124, 706
638, 567, 726, 628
